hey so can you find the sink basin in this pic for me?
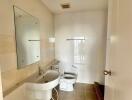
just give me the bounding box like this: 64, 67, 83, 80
26, 70, 60, 100
38, 70, 59, 84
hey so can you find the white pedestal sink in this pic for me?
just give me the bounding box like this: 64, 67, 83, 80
26, 70, 60, 100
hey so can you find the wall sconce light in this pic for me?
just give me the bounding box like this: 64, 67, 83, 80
49, 37, 55, 43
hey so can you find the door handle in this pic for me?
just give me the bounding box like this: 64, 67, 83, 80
104, 70, 111, 76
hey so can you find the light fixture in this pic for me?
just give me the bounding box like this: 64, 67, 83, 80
49, 37, 55, 43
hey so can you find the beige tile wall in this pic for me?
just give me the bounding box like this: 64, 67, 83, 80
0, 0, 54, 93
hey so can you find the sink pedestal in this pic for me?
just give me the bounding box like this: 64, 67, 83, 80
27, 88, 52, 100
26, 70, 60, 100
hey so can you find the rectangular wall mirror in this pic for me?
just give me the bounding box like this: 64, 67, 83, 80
13, 6, 40, 69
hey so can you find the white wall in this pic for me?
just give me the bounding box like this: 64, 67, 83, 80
55, 10, 107, 84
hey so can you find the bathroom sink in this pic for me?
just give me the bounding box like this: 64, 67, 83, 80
38, 70, 59, 83
26, 70, 60, 90
26, 70, 60, 100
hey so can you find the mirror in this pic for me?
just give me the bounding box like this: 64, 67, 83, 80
13, 6, 40, 69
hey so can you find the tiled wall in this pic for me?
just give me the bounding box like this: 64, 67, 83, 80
0, 0, 54, 93
4, 84, 26, 100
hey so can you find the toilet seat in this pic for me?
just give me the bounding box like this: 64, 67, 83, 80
59, 65, 78, 91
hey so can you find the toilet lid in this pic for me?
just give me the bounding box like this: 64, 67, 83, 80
63, 74, 76, 78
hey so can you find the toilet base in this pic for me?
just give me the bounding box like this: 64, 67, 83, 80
59, 79, 75, 91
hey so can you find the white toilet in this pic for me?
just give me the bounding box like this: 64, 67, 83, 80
59, 65, 78, 91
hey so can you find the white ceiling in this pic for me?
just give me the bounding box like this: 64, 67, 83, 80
41, 0, 108, 14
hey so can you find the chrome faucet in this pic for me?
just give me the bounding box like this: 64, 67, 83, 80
38, 64, 43, 76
